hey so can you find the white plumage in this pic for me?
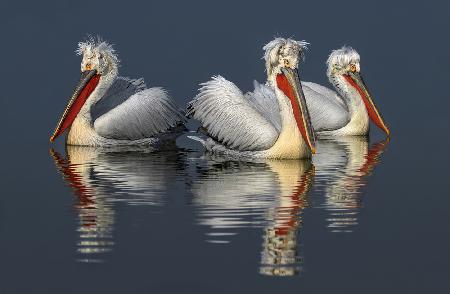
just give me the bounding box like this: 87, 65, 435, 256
93, 86, 183, 141
188, 76, 279, 151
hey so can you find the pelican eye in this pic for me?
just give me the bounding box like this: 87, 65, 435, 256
349, 64, 357, 72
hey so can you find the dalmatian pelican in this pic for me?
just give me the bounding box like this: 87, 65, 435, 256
187, 38, 316, 159
302, 46, 390, 136
50, 37, 185, 146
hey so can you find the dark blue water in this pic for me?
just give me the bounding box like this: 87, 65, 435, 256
1, 0, 449, 293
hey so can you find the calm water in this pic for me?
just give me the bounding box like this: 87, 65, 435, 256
1, 0, 450, 293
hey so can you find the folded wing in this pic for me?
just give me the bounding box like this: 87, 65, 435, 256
92, 77, 184, 140
302, 82, 350, 132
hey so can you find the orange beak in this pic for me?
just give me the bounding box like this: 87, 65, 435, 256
343, 72, 390, 136
277, 67, 316, 154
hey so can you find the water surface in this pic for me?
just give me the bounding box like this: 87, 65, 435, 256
1, 0, 449, 293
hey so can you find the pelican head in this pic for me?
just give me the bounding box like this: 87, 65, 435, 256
77, 37, 119, 76
263, 38, 308, 76
326, 46, 361, 77
50, 37, 119, 142
263, 38, 315, 154
326, 46, 390, 136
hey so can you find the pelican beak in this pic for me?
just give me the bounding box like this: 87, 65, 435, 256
278, 67, 316, 154
344, 72, 390, 136
50, 70, 100, 142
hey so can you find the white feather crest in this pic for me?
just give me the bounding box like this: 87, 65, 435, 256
263, 38, 309, 63
326, 46, 360, 68
76, 35, 120, 65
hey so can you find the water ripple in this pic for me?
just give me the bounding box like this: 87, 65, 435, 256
49, 136, 387, 273
313, 137, 388, 233
188, 159, 314, 276
51, 146, 185, 263
187, 137, 387, 275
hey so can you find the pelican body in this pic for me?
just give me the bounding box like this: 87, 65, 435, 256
188, 38, 315, 159
254, 47, 390, 137
50, 38, 185, 146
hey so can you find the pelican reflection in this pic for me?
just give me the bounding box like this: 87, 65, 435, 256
189, 158, 314, 276
51, 146, 185, 262
313, 137, 388, 233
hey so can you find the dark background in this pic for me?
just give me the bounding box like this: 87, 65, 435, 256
1, 0, 449, 293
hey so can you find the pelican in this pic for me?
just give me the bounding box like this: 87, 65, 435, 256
50, 37, 185, 146
253, 46, 390, 136
187, 38, 315, 159
303, 47, 390, 136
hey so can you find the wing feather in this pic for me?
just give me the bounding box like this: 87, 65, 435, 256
93, 83, 184, 140
302, 81, 346, 108
188, 76, 279, 151
245, 81, 281, 132
91, 77, 146, 122
301, 82, 349, 132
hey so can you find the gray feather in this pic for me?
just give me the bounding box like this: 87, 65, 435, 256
93, 80, 184, 140
91, 76, 146, 122
302, 81, 346, 108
